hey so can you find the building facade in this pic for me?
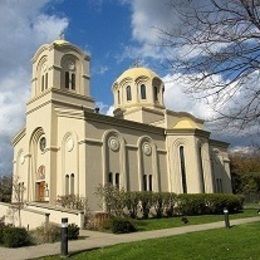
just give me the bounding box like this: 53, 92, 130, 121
12, 40, 232, 211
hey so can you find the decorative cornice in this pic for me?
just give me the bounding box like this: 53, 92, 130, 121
12, 127, 26, 146
82, 74, 90, 79
84, 110, 165, 135
78, 138, 103, 145
166, 109, 205, 124
166, 128, 210, 138
210, 139, 230, 148
45, 147, 60, 152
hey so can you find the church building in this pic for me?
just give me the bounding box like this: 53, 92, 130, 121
12, 39, 232, 211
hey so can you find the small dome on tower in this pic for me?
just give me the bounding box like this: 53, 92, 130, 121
115, 67, 160, 84
112, 66, 165, 122
52, 39, 70, 46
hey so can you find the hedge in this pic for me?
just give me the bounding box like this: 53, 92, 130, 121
97, 185, 244, 218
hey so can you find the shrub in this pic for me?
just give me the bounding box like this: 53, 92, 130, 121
176, 194, 208, 215
86, 212, 111, 231
176, 193, 244, 215
151, 192, 164, 218
111, 217, 137, 234
3, 227, 31, 247
139, 192, 152, 219
96, 184, 126, 217
68, 224, 80, 240
164, 193, 177, 217
125, 192, 140, 219
56, 195, 88, 211
32, 223, 60, 244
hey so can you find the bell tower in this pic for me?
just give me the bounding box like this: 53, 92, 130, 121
29, 39, 95, 109
24, 39, 95, 203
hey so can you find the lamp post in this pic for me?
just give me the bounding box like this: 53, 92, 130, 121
223, 208, 230, 228
61, 218, 69, 256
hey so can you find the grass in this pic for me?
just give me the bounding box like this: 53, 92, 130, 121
134, 208, 258, 231
41, 221, 260, 260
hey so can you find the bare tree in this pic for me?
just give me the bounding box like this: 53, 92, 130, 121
161, 0, 260, 129
11, 176, 25, 227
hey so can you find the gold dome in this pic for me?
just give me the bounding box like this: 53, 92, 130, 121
115, 67, 160, 83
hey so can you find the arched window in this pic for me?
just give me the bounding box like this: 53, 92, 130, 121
149, 174, 152, 191
140, 84, 146, 99
65, 175, 69, 195
45, 73, 48, 89
179, 146, 187, 193
118, 90, 120, 104
115, 173, 120, 189
65, 72, 70, 89
61, 57, 77, 91
41, 75, 45, 92
199, 146, 205, 193
70, 173, 75, 195
153, 86, 158, 101
143, 174, 147, 191
108, 172, 113, 185
126, 85, 132, 101
71, 73, 75, 90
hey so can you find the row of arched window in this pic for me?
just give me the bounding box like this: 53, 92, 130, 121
105, 147, 206, 194
118, 84, 159, 104
65, 173, 75, 195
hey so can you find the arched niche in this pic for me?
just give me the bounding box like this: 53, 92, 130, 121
29, 127, 46, 201
137, 136, 159, 192
61, 131, 79, 195
171, 138, 189, 194
102, 129, 127, 190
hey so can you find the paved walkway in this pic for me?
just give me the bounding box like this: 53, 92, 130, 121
0, 216, 259, 260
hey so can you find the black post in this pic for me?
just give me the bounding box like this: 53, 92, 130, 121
223, 208, 230, 228
61, 218, 68, 256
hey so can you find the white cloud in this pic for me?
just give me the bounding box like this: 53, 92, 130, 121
163, 73, 216, 120
106, 106, 114, 116
0, 0, 69, 175
95, 102, 114, 116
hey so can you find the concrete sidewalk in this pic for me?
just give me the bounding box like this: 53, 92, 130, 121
0, 216, 259, 260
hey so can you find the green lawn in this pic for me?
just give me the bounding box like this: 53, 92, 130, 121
42, 221, 260, 260
134, 209, 258, 231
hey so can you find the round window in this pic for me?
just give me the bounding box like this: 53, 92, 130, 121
39, 137, 46, 152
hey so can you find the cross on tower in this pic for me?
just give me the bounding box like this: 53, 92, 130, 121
132, 58, 142, 68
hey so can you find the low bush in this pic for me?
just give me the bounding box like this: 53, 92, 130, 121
68, 223, 80, 240
176, 193, 244, 215
86, 212, 111, 231
139, 192, 152, 219
31, 223, 60, 244
56, 195, 88, 211
95, 184, 244, 219
124, 192, 140, 219
2, 227, 31, 247
96, 184, 126, 217
111, 217, 137, 234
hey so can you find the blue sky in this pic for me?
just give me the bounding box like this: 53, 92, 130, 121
47, 0, 133, 106
0, 0, 258, 175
